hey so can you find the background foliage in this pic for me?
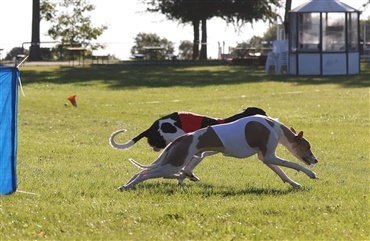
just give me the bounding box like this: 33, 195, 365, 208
44, 0, 107, 48
131, 33, 175, 60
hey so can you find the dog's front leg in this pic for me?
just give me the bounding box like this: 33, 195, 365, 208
264, 156, 317, 179
265, 164, 302, 188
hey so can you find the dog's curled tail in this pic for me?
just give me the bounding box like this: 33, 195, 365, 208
128, 158, 162, 170
109, 129, 135, 150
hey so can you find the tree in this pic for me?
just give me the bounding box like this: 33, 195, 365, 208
40, 0, 57, 21
363, 1, 370, 9
142, 0, 202, 59
29, 0, 42, 61
232, 36, 265, 58
5, 47, 29, 61
284, 0, 292, 34
218, 0, 281, 26
200, 19, 207, 60
260, 25, 281, 43
45, 0, 107, 51
131, 33, 174, 60
142, 0, 281, 60
232, 24, 281, 57
178, 40, 193, 59
142, 0, 221, 60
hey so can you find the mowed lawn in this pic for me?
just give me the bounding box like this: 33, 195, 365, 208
0, 63, 369, 240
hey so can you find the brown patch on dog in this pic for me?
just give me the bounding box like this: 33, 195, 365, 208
196, 127, 224, 151
163, 135, 194, 167
280, 125, 295, 143
245, 121, 270, 156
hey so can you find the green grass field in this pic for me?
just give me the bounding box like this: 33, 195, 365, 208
1, 63, 369, 240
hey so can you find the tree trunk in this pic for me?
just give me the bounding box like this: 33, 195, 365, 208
29, 0, 42, 61
284, 0, 292, 34
192, 19, 200, 60
200, 18, 207, 60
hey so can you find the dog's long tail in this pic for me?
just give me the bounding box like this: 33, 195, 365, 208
109, 129, 148, 150
128, 158, 162, 170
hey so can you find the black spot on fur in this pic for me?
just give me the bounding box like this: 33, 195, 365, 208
224, 107, 267, 123
147, 130, 167, 149
159, 112, 182, 129
161, 122, 177, 133
200, 117, 221, 128
244, 107, 266, 116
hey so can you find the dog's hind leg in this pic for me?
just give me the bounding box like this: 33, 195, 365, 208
175, 128, 224, 184
163, 171, 199, 185
118, 173, 140, 191
119, 169, 156, 191
121, 165, 185, 190
176, 151, 218, 185
164, 155, 202, 185
118, 172, 141, 191
121, 132, 207, 190
265, 164, 302, 188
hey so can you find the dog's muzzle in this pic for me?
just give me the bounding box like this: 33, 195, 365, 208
303, 156, 318, 165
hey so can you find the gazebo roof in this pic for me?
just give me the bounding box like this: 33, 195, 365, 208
290, 0, 359, 13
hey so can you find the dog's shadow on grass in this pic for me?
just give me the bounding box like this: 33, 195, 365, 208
194, 183, 308, 197
127, 181, 309, 196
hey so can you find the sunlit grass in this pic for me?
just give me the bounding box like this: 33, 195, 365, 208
0, 64, 369, 240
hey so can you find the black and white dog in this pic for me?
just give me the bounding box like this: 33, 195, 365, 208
109, 107, 266, 184
109, 107, 266, 152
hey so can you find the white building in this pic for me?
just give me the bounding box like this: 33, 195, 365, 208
288, 0, 360, 75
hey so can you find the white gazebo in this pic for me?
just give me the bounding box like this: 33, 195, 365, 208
288, 0, 360, 75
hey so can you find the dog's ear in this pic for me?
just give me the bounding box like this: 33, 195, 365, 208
297, 131, 304, 139
290, 127, 296, 134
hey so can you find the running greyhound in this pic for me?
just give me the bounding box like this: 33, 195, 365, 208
119, 115, 318, 190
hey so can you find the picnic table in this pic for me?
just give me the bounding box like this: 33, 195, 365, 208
67, 47, 86, 66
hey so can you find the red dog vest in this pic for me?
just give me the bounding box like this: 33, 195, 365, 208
178, 112, 224, 133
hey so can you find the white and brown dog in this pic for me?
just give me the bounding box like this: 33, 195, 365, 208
119, 115, 318, 190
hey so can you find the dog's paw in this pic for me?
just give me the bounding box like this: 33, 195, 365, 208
177, 179, 185, 185
117, 185, 129, 191
184, 172, 200, 182
310, 171, 318, 179
290, 182, 302, 189
189, 176, 200, 182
